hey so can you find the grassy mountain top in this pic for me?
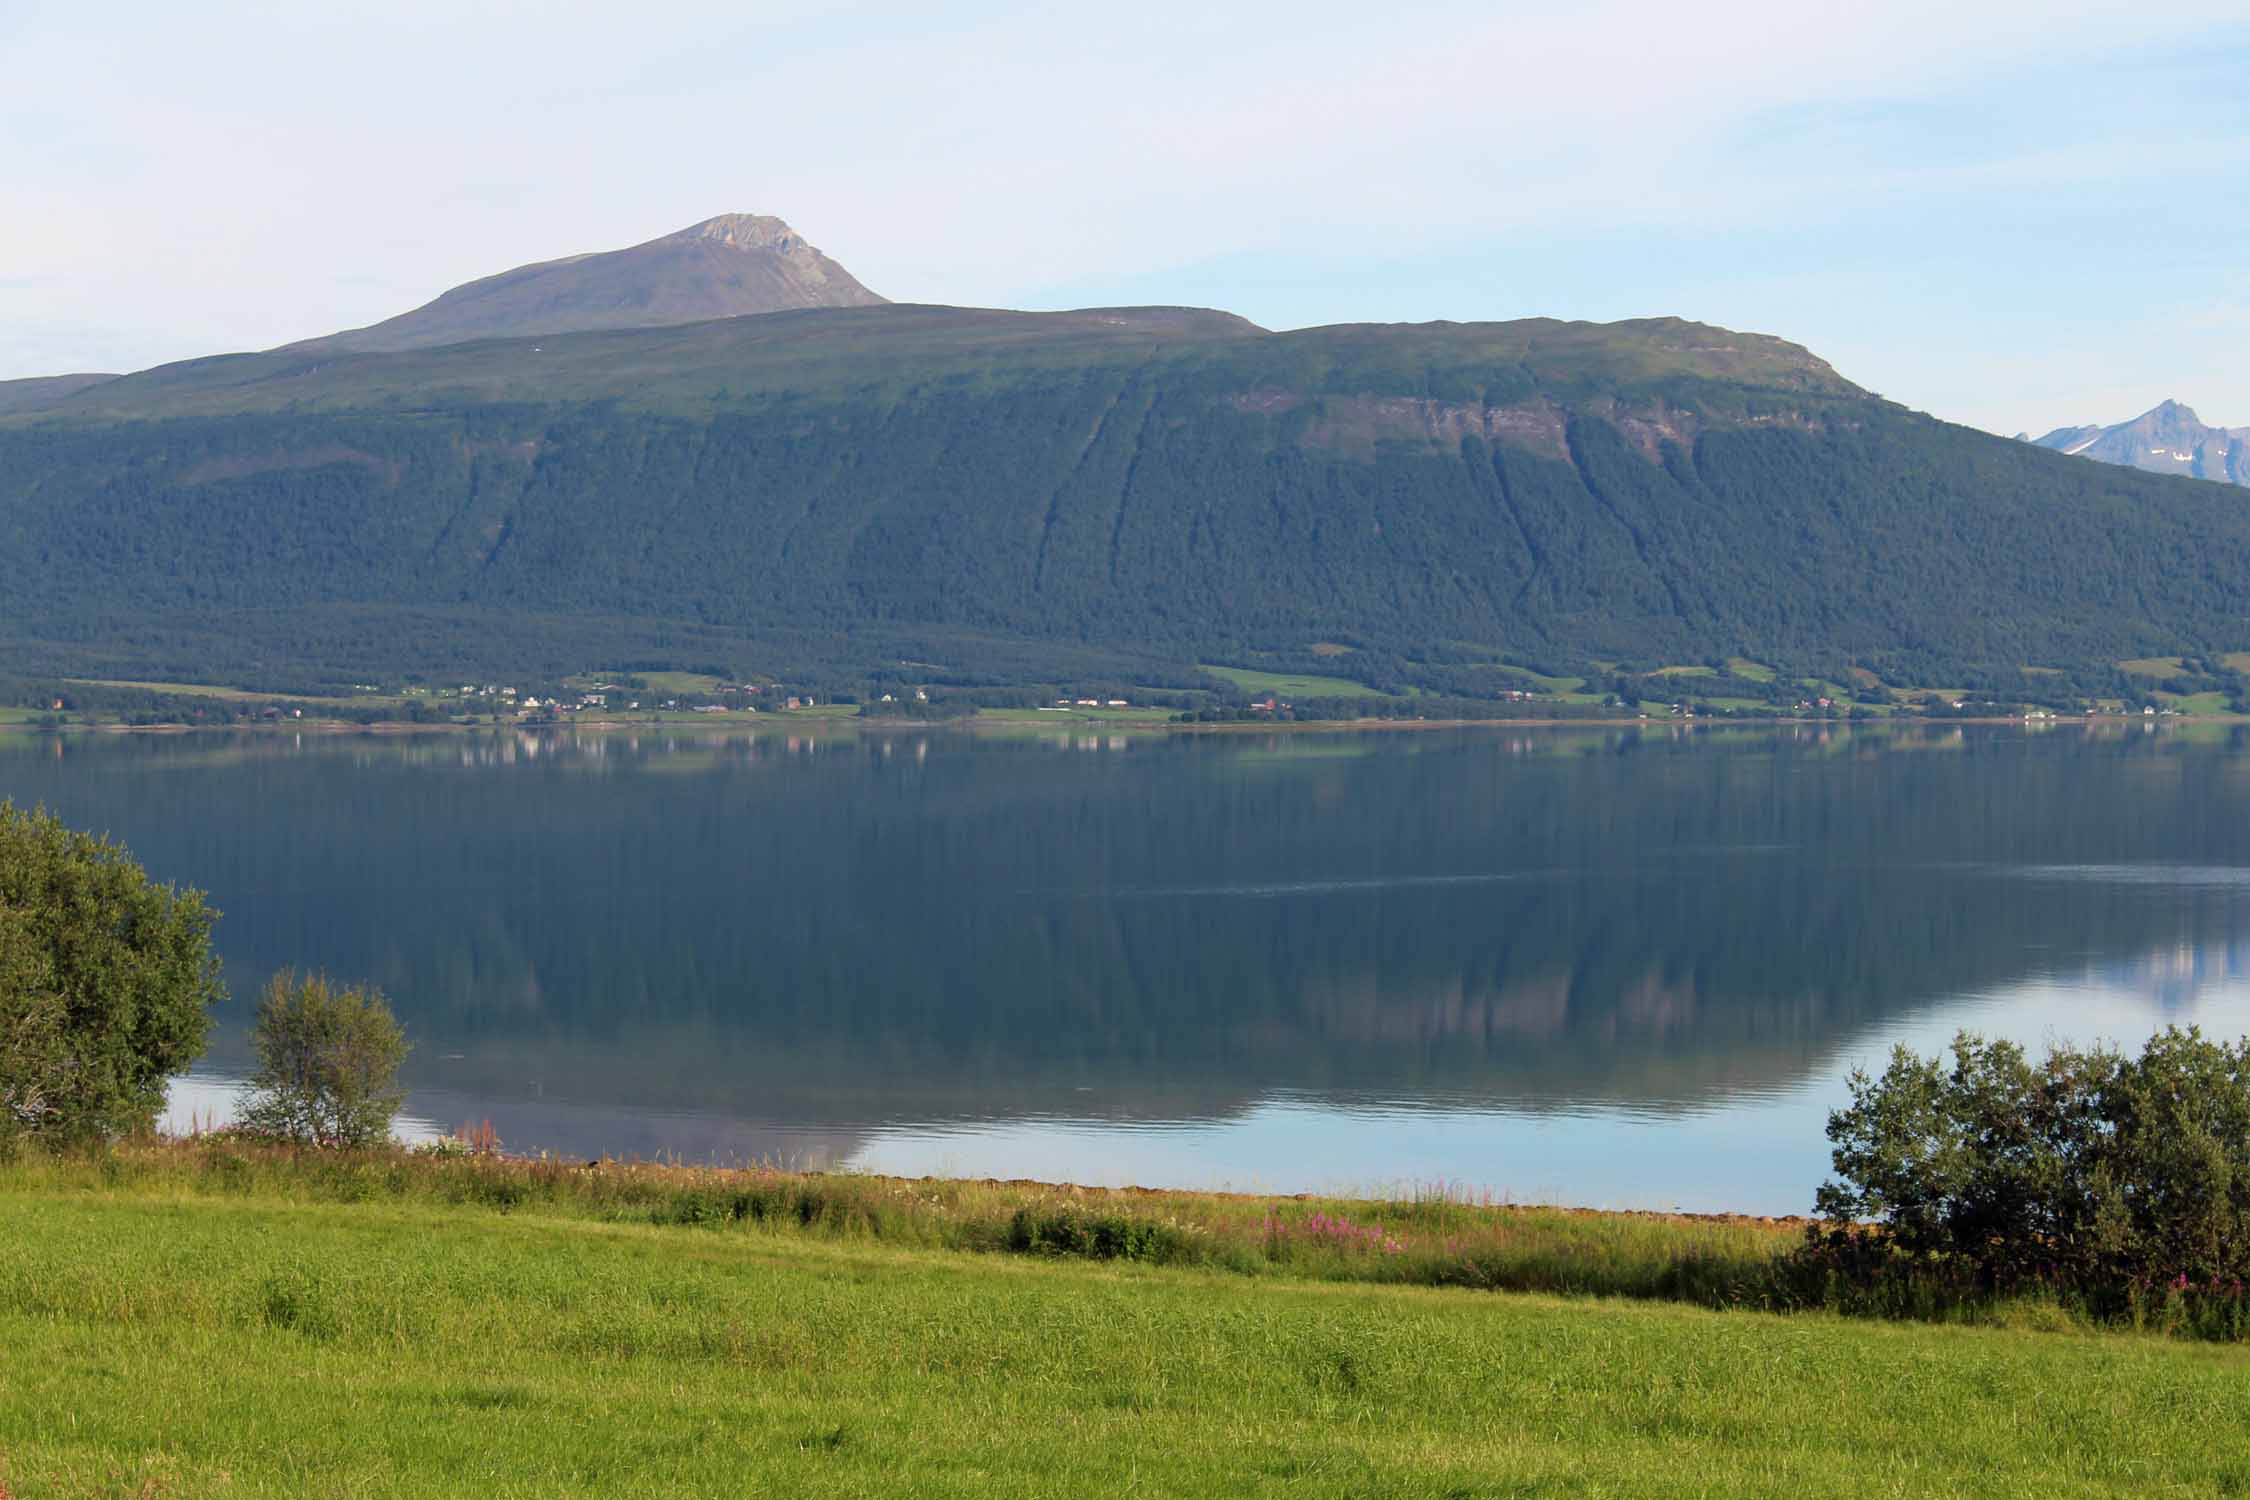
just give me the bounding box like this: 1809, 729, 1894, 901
292, 212, 888, 355
21, 305, 1860, 424
0, 370, 118, 415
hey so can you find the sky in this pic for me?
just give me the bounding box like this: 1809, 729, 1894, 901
4, 0, 2245, 435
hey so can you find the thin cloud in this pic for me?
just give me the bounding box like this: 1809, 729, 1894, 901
3, 0, 2247, 438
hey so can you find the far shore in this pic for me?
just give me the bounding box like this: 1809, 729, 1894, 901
4, 708, 2212, 739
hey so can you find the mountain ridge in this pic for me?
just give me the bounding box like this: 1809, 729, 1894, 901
2, 214, 2244, 699
18, 306, 1851, 427
0, 371, 120, 416
2028, 399, 2249, 487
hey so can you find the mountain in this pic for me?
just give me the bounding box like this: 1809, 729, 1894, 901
2028, 400, 2250, 487
10, 220, 2250, 700
295, 213, 886, 354
0, 372, 118, 416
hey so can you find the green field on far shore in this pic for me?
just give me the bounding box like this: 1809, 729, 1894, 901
1201, 664, 1390, 699
65, 677, 310, 703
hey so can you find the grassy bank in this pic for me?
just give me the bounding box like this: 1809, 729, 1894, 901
9, 1148, 2250, 1496
6, 1141, 1807, 1306
5, 1141, 2240, 1329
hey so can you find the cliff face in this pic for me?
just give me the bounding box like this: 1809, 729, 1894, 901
2030, 400, 2250, 487
296, 214, 887, 354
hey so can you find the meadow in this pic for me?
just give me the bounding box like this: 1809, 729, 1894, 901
7, 1144, 2250, 1495
1201, 664, 1392, 700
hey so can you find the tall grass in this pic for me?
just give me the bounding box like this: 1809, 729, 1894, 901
4, 1137, 1805, 1299
15, 1137, 2250, 1338
11, 1173, 2250, 1497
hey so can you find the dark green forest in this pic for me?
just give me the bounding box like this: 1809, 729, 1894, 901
5, 306, 2247, 698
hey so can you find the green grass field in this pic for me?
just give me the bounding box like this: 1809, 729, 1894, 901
64, 678, 405, 710
628, 671, 733, 696
1202, 664, 1390, 700
64, 677, 305, 702
6, 1146, 2250, 1495
1474, 663, 1595, 697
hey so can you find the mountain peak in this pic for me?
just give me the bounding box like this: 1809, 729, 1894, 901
669, 214, 806, 253
2032, 399, 2247, 485
298, 213, 887, 355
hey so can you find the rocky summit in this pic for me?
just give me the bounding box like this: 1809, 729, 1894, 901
2028, 399, 2249, 487
295, 213, 887, 354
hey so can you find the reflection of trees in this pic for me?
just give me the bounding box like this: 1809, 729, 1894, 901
12, 724, 2250, 1127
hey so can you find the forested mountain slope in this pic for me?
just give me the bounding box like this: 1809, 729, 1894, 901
6, 303, 2248, 692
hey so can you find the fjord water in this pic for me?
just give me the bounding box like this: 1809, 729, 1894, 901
10, 722, 2250, 1214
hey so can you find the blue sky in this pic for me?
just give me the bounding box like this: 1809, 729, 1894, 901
4, 0, 2245, 435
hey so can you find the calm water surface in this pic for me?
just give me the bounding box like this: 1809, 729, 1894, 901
10, 720, 2250, 1215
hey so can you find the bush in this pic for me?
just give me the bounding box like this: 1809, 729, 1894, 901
238, 971, 409, 1148
1814, 1028, 2250, 1303
1005, 1206, 1199, 1264
0, 802, 223, 1139
0, 909, 64, 1135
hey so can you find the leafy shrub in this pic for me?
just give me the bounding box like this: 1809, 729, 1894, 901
1005, 1206, 1197, 1263
1812, 1028, 2250, 1308
237, 971, 409, 1148
0, 802, 223, 1139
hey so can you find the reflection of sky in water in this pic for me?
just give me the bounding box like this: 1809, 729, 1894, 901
165, 949, 2250, 1216
162, 1076, 445, 1146
16, 720, 2242, 1215
1982, 863, 2250, 889
850, 964, 2250, 1215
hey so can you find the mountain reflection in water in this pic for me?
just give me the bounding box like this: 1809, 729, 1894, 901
12, 720, 2250, 1212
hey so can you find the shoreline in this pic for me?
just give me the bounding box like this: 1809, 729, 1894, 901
151, 1130, 1817, 1232
529, 1157, 1823, 1232
3, 709, 2206, 738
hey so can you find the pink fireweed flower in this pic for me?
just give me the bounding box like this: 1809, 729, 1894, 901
1275, 1210, 1404, 1255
